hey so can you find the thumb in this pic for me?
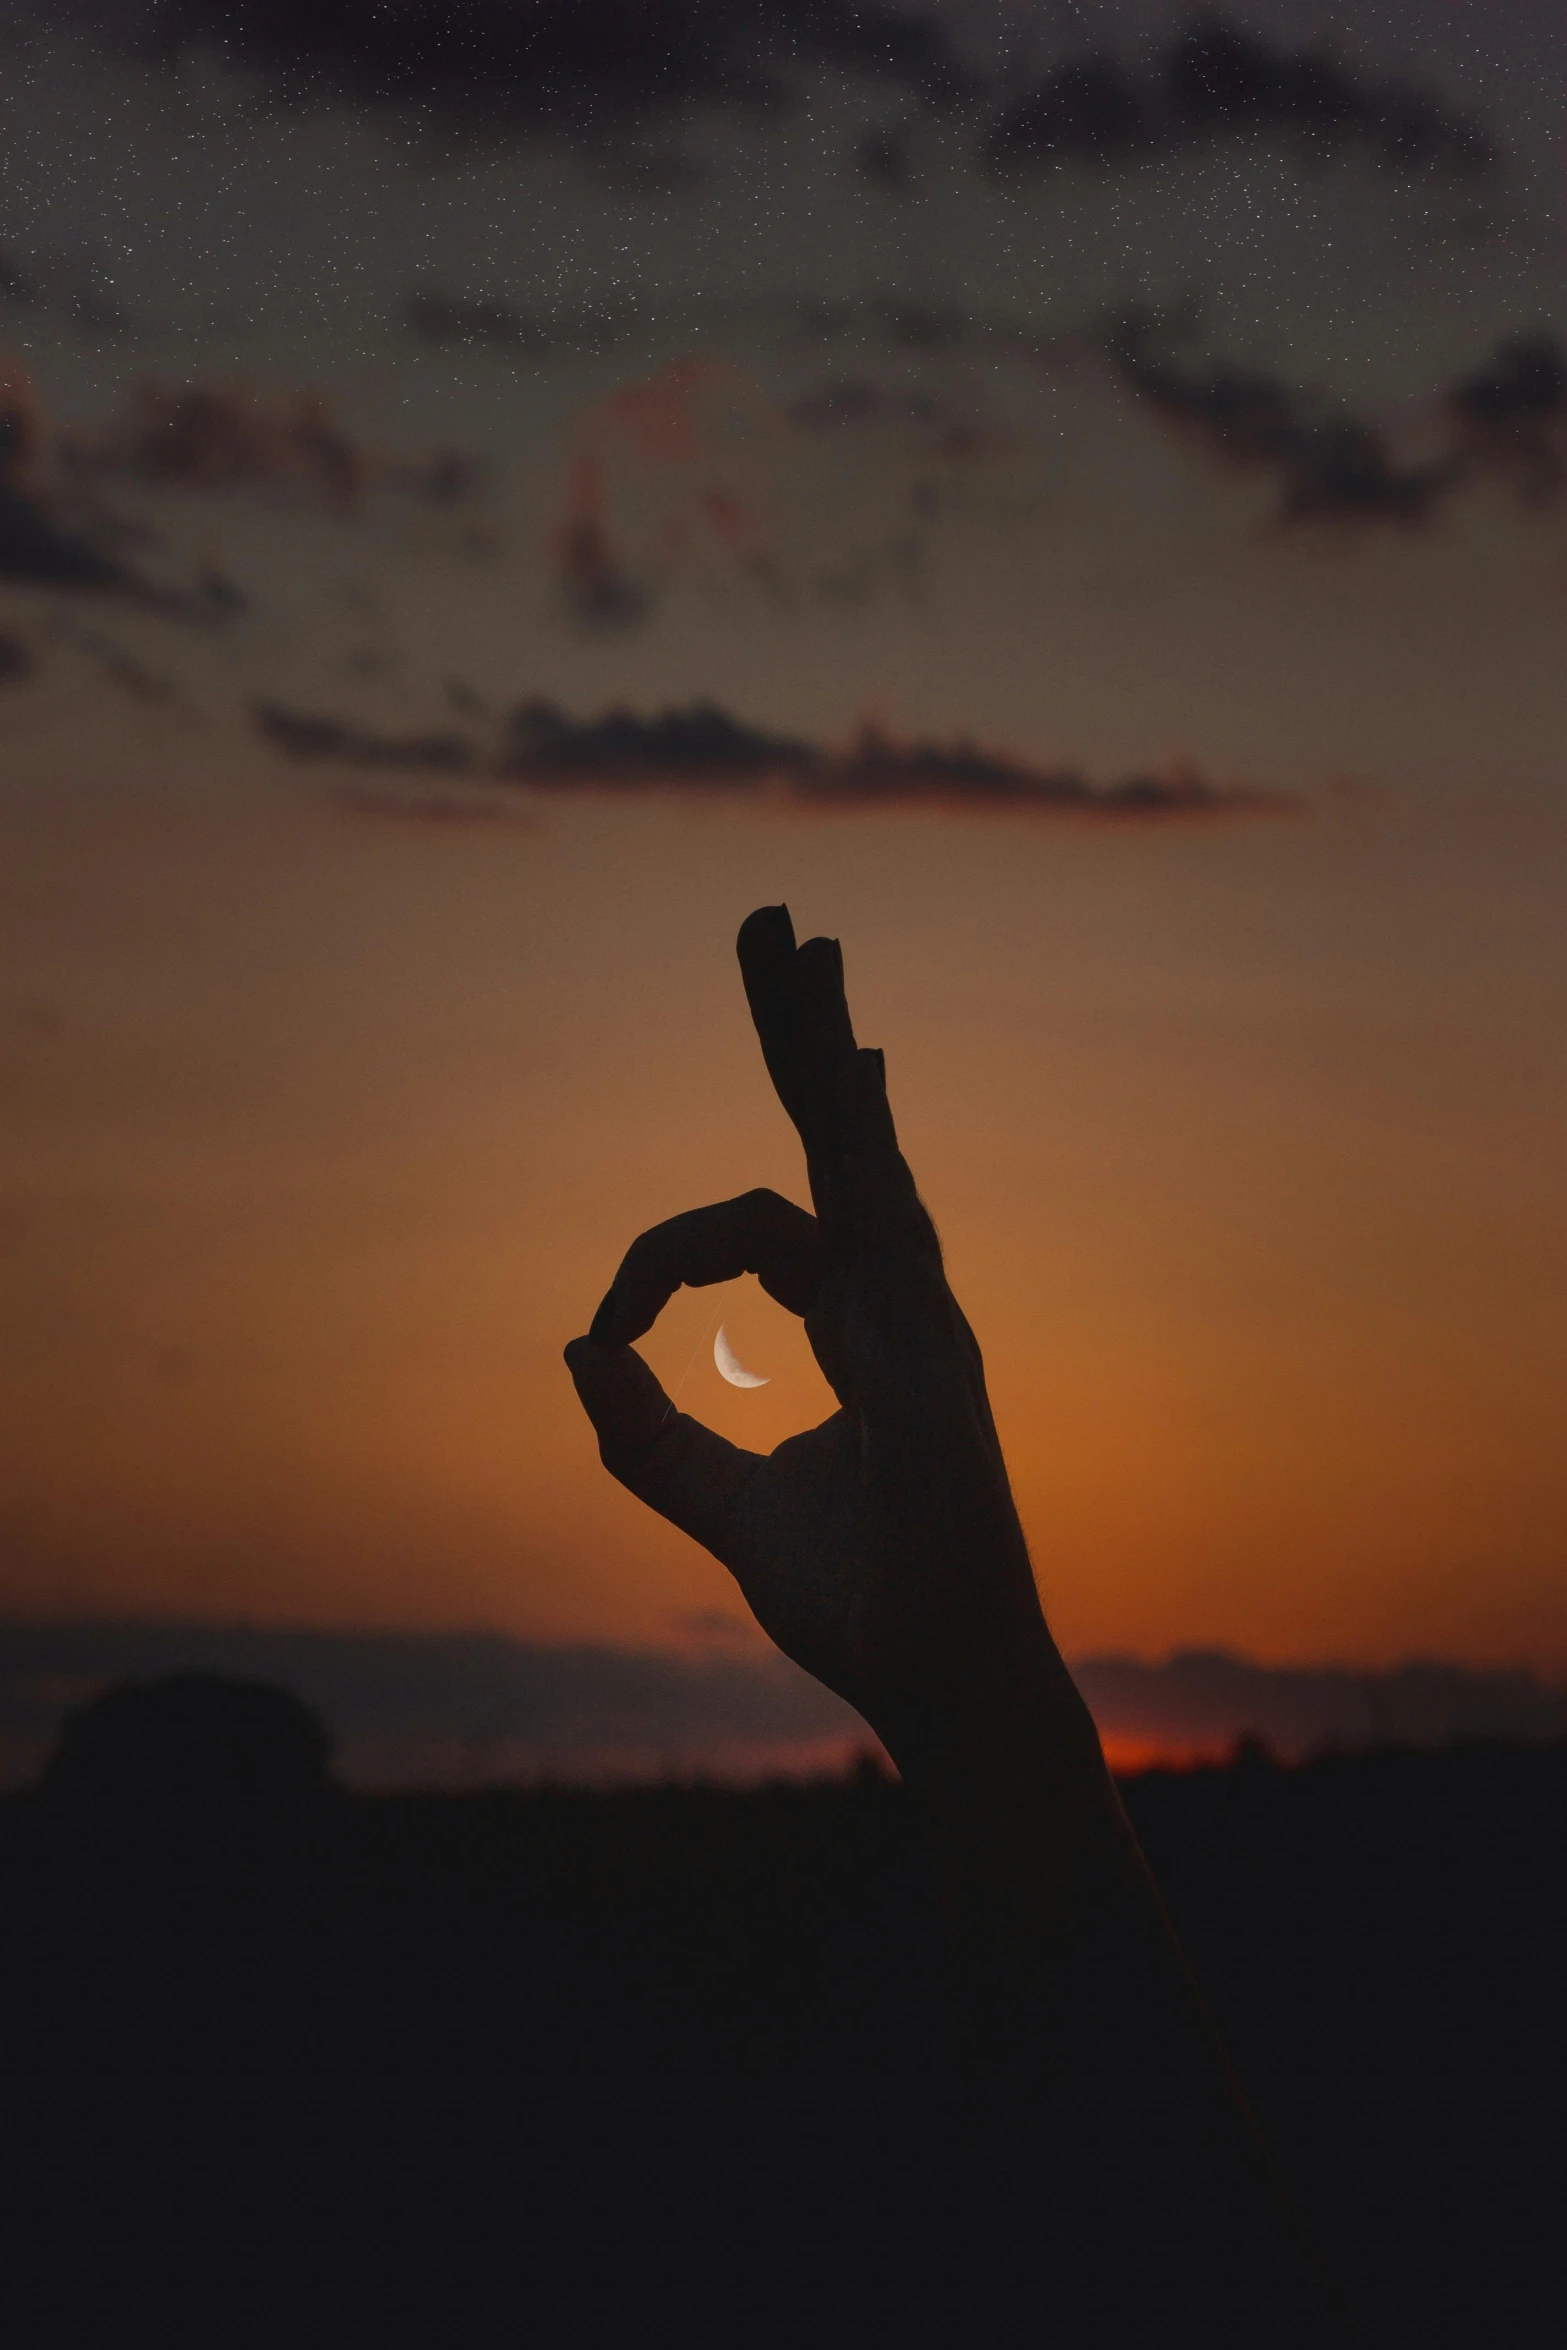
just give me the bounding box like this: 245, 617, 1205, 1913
563, 1336, 674, 1478
563, 1335, 765, 1567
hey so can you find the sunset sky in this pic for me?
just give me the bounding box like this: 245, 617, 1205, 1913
2, 0, 1563, 1699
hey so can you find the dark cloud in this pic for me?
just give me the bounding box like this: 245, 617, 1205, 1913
547, 456, 653, 628
257, 691, 1282, 819
801, 728, 1279, 818
1448, 334, 1566, 506
988, 56, 1157, 170
1111, 319, 1567, 524
4, 1621, 1562, 1788
1108, 318, 1456, 526
0, 485, 129, 586
499, 698, 1286, 820
89, 382, 367, 506
1451, 334, 1567, 429
61, 0, 970, 132
987, 18, 1495, 177
503, 695, 812, 783
256, 702, 478, 771
1163, 19, 1494, 173
61, 377, 480, 512
0, 361, 325, 601
0, 366, 131, 588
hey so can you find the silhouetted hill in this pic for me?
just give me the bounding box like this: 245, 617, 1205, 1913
6, 1620, 1565, 1785
0, 1677, 1562, 2346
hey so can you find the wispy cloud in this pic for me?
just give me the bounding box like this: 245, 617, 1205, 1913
1109, 318, 1567, 526
49, 7, 1498, 194
261, 692, 1290, 823
1448, 336, 1567, 506
1, 362, 129, 589
57, 0, 970, 133
1108, 316, 1455, 525
987, 19, 1496, 179
501, 700, 1289, 821
403, 292, 1567, 549
403, 294, 1567, 550
547, 454, 655, 629
67, 377, 482, 511
0, 485, 125, 588
539, 359, 780, 627
500, 697, 810, 785
1, 361, 472, 611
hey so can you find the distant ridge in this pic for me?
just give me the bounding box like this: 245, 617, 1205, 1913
2, 1621, 1563, 1789
1071, 1650, 1567, 1772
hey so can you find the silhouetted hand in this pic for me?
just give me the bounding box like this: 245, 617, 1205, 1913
565, 905, 1099, 1792
565, 907, 1339, 2340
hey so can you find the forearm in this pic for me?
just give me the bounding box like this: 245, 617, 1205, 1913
892, 1620, 1121, 1942
895, 1639, 1344, 2343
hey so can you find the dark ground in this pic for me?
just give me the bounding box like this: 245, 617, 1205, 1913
1, 1680, 1562, 2347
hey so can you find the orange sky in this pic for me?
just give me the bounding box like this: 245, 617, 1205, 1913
1, 3, 1563, 1679
3, 735, 1562, 1673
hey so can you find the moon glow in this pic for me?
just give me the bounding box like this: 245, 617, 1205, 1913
714, 1325, 769, 1389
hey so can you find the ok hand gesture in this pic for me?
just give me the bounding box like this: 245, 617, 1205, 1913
565, 905, 1097, 1790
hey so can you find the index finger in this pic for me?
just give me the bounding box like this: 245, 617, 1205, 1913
589, 1188, 823, 1346
563, 1337, 764, 1567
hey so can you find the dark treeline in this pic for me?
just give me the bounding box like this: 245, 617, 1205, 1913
1, 1678, 1562, 2347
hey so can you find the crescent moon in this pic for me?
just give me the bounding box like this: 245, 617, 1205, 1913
714, 1324, 769, 1389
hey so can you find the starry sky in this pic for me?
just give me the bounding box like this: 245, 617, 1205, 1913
1, 0, 1564, 1682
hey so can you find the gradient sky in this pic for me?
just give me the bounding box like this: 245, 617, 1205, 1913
1, 1, 1563, 1675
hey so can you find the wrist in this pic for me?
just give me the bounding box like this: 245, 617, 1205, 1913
887, 1623, 1133, 1943
890, 1604, 1102, 1795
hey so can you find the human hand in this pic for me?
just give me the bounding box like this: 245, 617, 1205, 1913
568, 910, 1333, 2335
564, 906, 1101, 1790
